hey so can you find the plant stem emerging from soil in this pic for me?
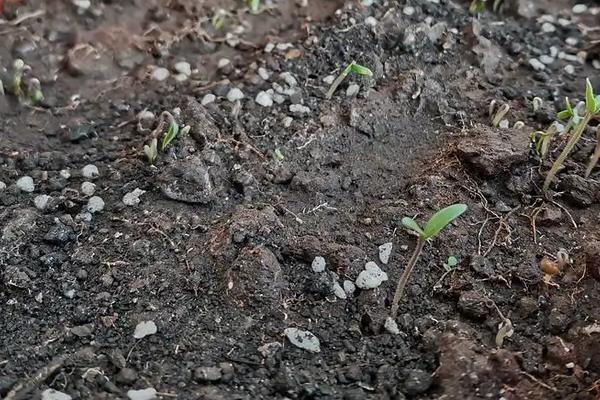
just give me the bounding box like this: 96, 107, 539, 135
585, 125, 600, 178
325, 61, 354, 100
543, 113, 592, 197
390, 238, 425, 319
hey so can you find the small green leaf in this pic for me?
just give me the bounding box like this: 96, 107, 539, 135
556, 110, 571, 120
595, 95, 600, 113
349, 63, 373, 76
585, 78, 596, 114
447, 256, 458, 267
161, 121, 180, 151
423, 203, 467, 239
401, 217, 425, 238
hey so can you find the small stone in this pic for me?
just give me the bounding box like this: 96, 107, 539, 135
44, 222, 74, 245
70, 324, 93, 337
116, 368, 138, 384
86, 196, 105, 213
498, 119, 510, 129
64, 288, 75, 298
283, 116, 293, 127
564, 64, 575, 74
0, 181, 6, 190
174, 74, 188, 82
565, 37, 578, 46
355, 261, 388, 289
593, 60, 600, 70
81, 181, 96, 196
227, 88, 245, 102
311, 256, 326, 273
379, 242, 393, 264
529, 58, 546, 71
323, 75, 335, 85
384, 317, 400, 335
346, 84, 360, 97
264, 43, 275, 53
289, 104, 310, 114
284, 328, 320, 353
258, 342, 282, 357
127, 388, 157, 400
72, 0, 91, 10
34, 195, 51, 210
151, 67, 170, 82
201, 93, 216, 106
404, 369, 432, 395
133, 320, 157, 339
333, 281, 347, 299
539, 55, 554, 65
541, 22, 556, 33
255, 91, 273, 107
42, 389, 72, 400
60, 170, 71, 179
195, 366, 222, 382
365, 16, 377, 27
123, 188, 146, 206
343, 280, 356, 295
572, 4, 587, 14
81, 164, 99, 179
280, 72, 298, 87
217, 58, 230, 69
174, 61, 191, 76
403, 6, 415, 15
258, 67, 270, 80
16, 176, 35, 192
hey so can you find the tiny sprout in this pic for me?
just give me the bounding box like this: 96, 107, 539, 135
144, 138, 158, 165
488, 99, 497, 117
469, 0, 486, 14
325, 60, 373, 100
247, 0, 259, 13
531, 123, 557, 160
0, 79, 4, 96
161, 120, 180, 151
274, 148, 285, 161
11, 58, 25, 98
532, 97, 543, 113
543, 78, 600, 197
27, 78, 44, 105
513, 121, 525, 129
390, 203, 467, 319
443, 256, 458, 272
491, 103, 510, 127
212, 9, 230, 30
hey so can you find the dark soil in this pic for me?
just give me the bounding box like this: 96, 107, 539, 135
1, 0, 600, 399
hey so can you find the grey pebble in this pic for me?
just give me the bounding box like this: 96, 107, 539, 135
174, 61, 191, 76
529, 58, 546, 71
0, 181, 6, 191
378, 242, 393, 264
343, 280, 356, 295
333, 281, 347, 299
227, 88, 245, 102
81, 181, 96, 196
284, 327, 320, 353
133, 320, 157, 339
311, 256, 326, 273
16, 176, 35, 192
152, 67, 170, 82
81, 164, 99, 179
255, 91, 273, 107
34, 195, 51, 210
289, 104, 310, 114
201, 93, 216, 106
86, 196, 105, 213
195, 366, 222, 382
127, 388, 157, 400
355, 261, 388, 289
41, 389, 72, 400
122, 188, 146, 206
346, 84, 360, 97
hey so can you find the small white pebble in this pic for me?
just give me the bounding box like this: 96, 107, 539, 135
593, 59, 600, 70
86, 196, 105, 213
572, 4, 588, 14
151, 67, 170, 82
283, 116, 293, 128
565, 37, 578, 46
343, 280, 356, 295
201, 93, 216, 106
255, 91, 273, 107
16, 176, 35, 192
323, 75, 335, 85
0, 181, 6, 191
174, 61, 191, 76
264, 43, 275, 53
384, 317, 400, 335
34, 195, 51, 210
280, 72, 298, 87
60, 169, 71, 179
499, 119, 510, 129
258, 67, 270, 80
541, 22, 556, 33
365, 16, 377, 27
528, 58, 546, 71
564, 64, 575, 74
227, 88, 245, 102
289, 104, 310, 114
311, 256, 326, 273
174, 73, 188, 82
346, 83, 360, 97
217, 58, 231, 69
81, 164, 99, 179
122, 188, 146, 206
80, 181, 96, 196
403, 6, 415, 15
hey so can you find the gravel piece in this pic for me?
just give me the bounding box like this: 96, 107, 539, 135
72, 0, 90, 10
44, 222, 74, 245
343, 280, 356, 295
284, 328, 321, 353
16, 176, 35, 192
174, 61, 191, 76
133, 320, 157, 339
60, 170, 71, 179
217, 58, 230, 69
201, 93, 216, 105
255, 91, 273, 107
403, 6, 415, 15
258, 67, 270, 80
499, 119, 510, 129
127, 388, 157, 400
123, 188, 146, 206
0, 181, 6, 190
195, 366, 222, 382
346, 83, 360, 97
355, 261, 388, 289
323, 75, 335, 84
539, 55, 554, 65
227, 88, 244, 102
289, 104, 310, 114
333, 281, 347, 299
528, 58, 546, 71
42, 389, 72, 400
86, 196, 105, 213
572, 4, 587, 13
384, 317, 400, 335
81, 181, 96, 196
311, 256, 326, 273
81, 164, 99, 179
280, 72, 298, 87
564, 64, 575, 74
34, 195, 51, 210
283, 116, 293, 127
541, 22, 556, 33
151, 67, 169, 82
365, 16, 377, 27
116, 368, 138, 384
379, 242, 393, 264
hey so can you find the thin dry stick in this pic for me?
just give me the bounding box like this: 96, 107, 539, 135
390, 239, 425, 319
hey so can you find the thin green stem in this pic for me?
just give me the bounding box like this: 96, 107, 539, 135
390, 238, 425, 319
325, 61, 354, 100
585, 125, 600, 178
543, 113, 592, 197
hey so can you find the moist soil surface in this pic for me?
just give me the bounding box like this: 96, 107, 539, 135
1, 0, 600, 399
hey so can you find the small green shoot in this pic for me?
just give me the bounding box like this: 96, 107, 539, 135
274, 148, 285, 161
531, 123, 557, 160
247, 0, 259, 13
543, 79, 600, 196
491, 103, 510, 127
469, 0, 486, 13
144, 138, 158, 165
212, 9, 230, 30
390, 203, 467, 319
532, 97, 543, 113
161, 120, 180, 151
443, 256, 458, 272
325, 60, 373, 100
27, 78, 44, 105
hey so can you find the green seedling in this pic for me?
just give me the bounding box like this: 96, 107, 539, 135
469, 0, 486, 13
543, 79, 600, 196
491, 103, 510, 127
144, 138, 158, 165
10, 59, 25, 98
532, 97, 543, 113
27, 78, 44, 105
531, 123, 558, 160
390, 203, 467, 319
443, 256, 458, 272
274, 148, 285, 161
513, 121, 525, 129
325, 61, 373, 100
212, 9, 230, 30
161, 120, 180, 151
